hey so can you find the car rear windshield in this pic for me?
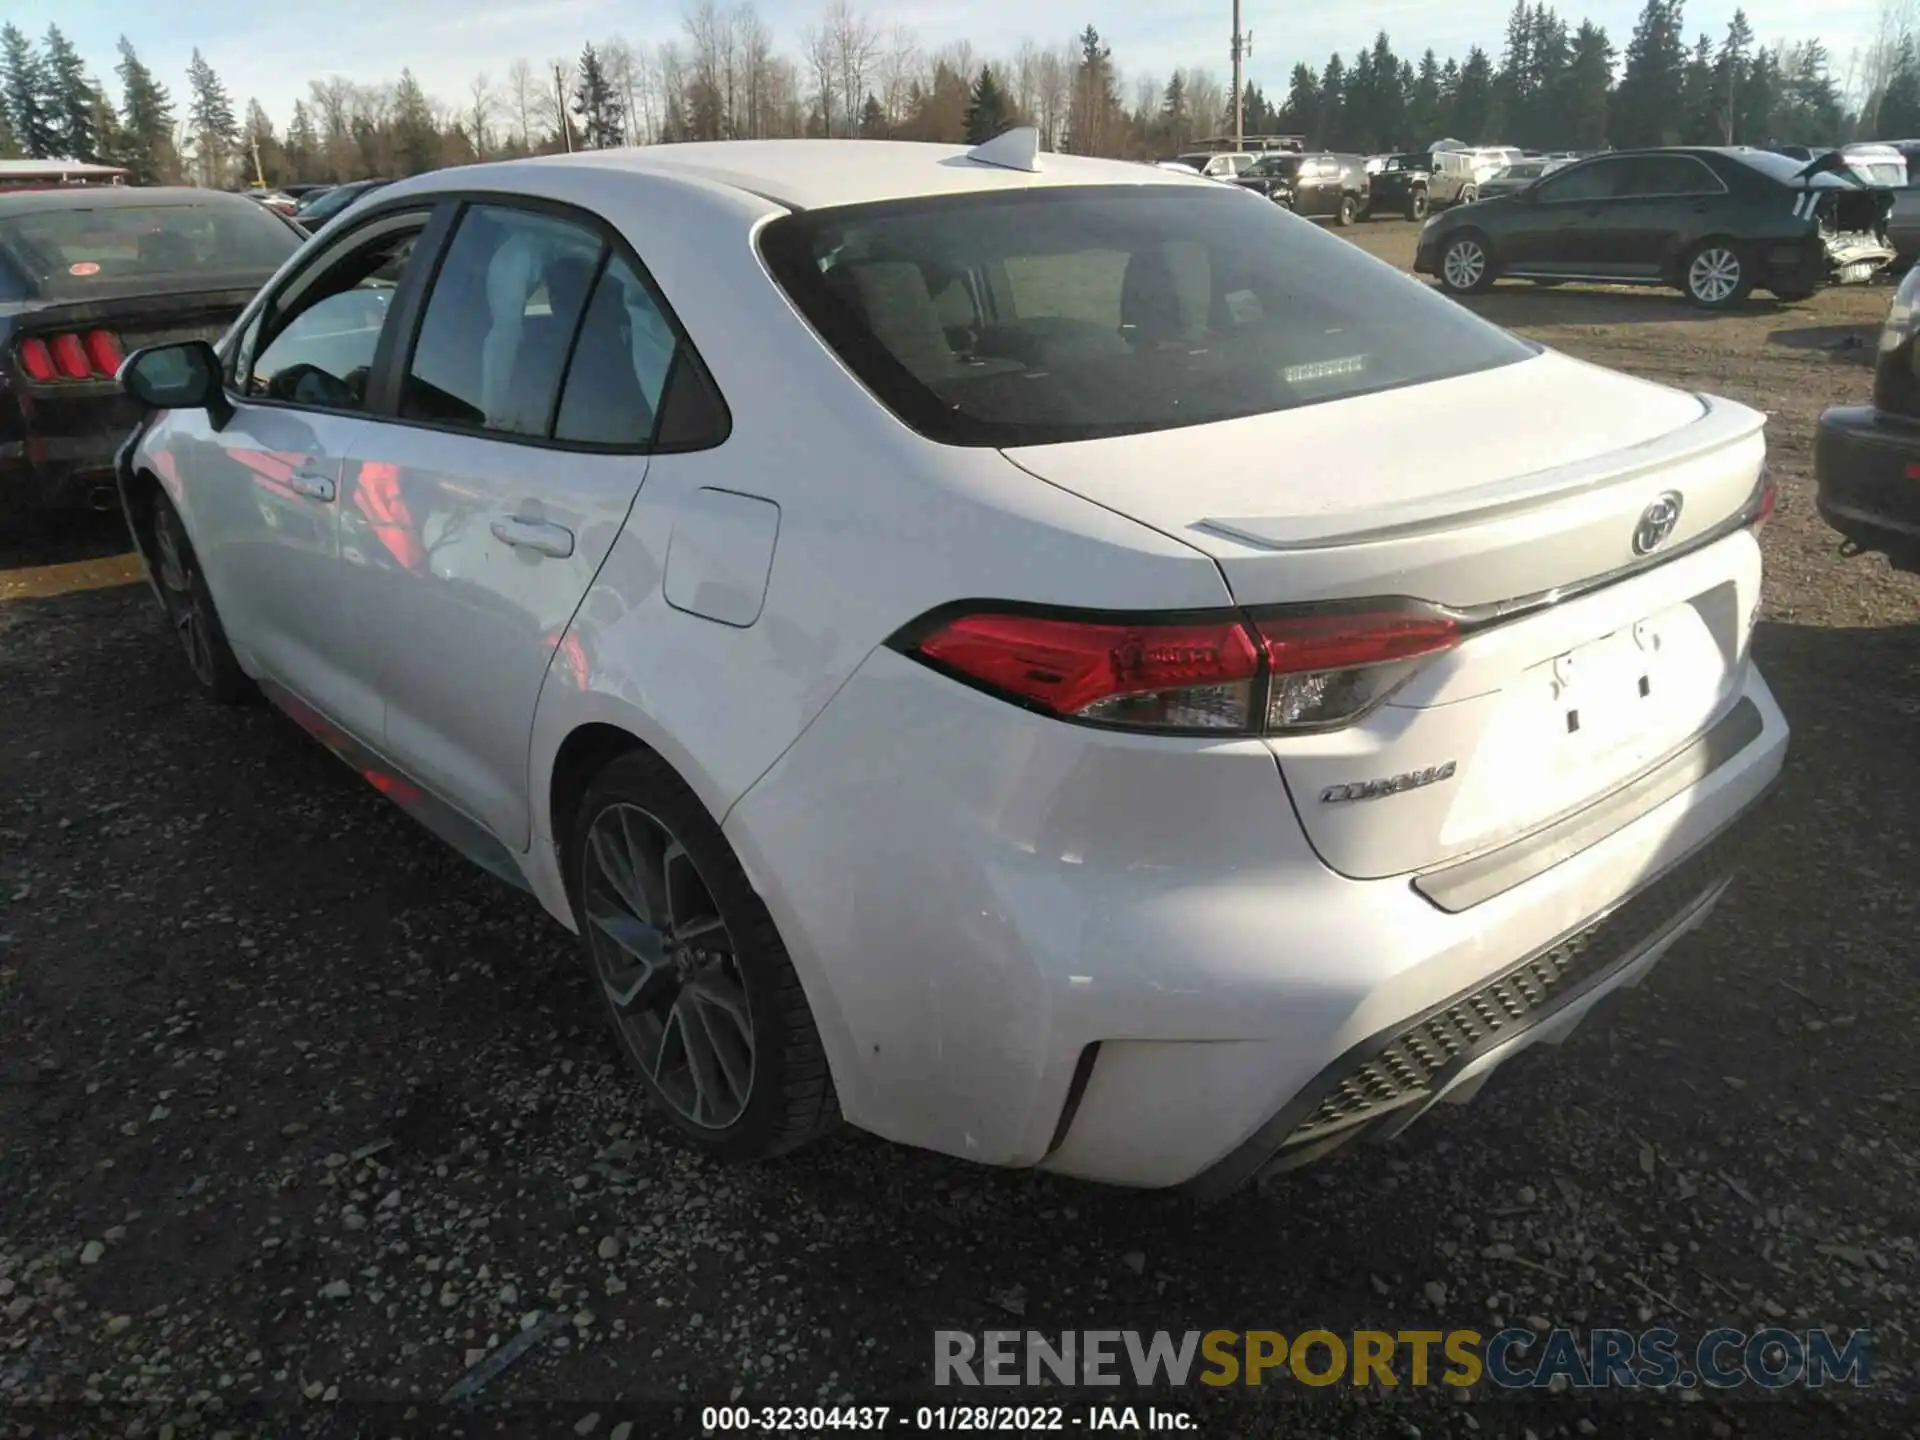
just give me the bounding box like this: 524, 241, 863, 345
0, 200, 299, 292
758, 185, 1533, 446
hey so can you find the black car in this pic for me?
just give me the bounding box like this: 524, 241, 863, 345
1234, 151, 1370, 225
293, 178, 394, 233
1415, 146, 1895, 309
1229, 152, 1297, 207
1369, 152, 1432, 221
1, 187, 303, 514
1815, 264, 1920, 557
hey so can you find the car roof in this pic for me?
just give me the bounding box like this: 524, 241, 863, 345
0, 185, 259, 216
383, 140, 1203, 213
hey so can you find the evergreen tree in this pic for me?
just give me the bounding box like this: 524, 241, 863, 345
1737, 45, 1781, 144
1614, 0, 1687, 146
1280, 63, 1320, 138
964, 65, 1011, 144
1, 24, 55, 158
1160, 70, 1189, 148
572, 43, 624, 149
0, 111, 20, 160
186, 48, 240, 185
1496, 0, 1533, 138
1451, 46, 1497, 141
1316, 53, 1345, 148
1067, 26, 1121, 155
858, 93, 886, 136
1715, 9, 1755, 142
391, 68, 439, 172
1877, 36, 1920, 137
1526, 6, 1572, 144
1680, 34, 1715, 142
1563, 22, 1615, 150
115, 37, 174, 184
1408, 50, 1444, 144
42, 26, 98, 161
285, 100, 317, 178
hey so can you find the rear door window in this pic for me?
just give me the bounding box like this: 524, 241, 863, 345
1536, 159, 1626, 203
759, 185, 1533, 447
399, 205, 604, 436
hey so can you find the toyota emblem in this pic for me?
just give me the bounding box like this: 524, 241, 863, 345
1633, 492, 1684, 555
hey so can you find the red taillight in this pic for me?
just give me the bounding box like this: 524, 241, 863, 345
915, 612, 1261, 730
1255, 609, 1459, 731
48, 332, 91, 379
16, 329, 125, 382
1745, 471, 1778, 532
16, 337, 55, 382
84, 329, 124, 376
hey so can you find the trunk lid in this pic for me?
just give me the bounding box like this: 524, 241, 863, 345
8, 284, 257, 392
1001, 348, 1770, 879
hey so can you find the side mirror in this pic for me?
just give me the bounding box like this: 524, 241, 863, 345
119, 340, 232, 429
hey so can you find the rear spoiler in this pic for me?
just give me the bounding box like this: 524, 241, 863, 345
1198, 392, 1761, 552
12, 285, 261, 336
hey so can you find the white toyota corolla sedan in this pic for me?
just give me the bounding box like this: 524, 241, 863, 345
115, 129, 1786, 1194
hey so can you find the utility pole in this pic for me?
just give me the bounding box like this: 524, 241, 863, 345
250, 131, 266, 188
553, 63, 576, 153
1230, 0, 1246, 148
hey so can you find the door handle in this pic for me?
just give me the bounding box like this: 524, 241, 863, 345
286, 471, 336, 502
491, 515, 575, 558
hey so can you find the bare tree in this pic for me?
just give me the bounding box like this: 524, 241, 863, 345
1855, 0, 1920, 128
684, 0, 727, 138
739, 4, 776, 138
879, 22, 919, 131
1013, 39, 1041, 124
1035, 43, 1071, 151
803, 22, 838, 134
466, 74, 496, 159
827, 0, 879, 137
601, 39, 637, 144
506, 59, 537, 148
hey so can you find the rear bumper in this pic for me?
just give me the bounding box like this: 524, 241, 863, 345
1815, 403, 1920, 540
1, 391, 145, 510
725, 642, 1788, 1191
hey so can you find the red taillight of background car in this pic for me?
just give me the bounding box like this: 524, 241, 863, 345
84, 329, 124, 376
1744, 469, 1778, 533
16, 329, 127, 382
16, 337, 56, 382
914, 611, 1262, 731
907, 603, 1461, 735
1253, 608, 1460, 731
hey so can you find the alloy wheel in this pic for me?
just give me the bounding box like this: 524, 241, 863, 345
582, 801, 755, 1129
153, 514, 215, 686
1688, 247, 1741, 305
1443, 239, 1487, 291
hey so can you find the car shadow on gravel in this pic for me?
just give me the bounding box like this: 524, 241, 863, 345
1461, 286, 1795, 328
1766, 324, 1879, 363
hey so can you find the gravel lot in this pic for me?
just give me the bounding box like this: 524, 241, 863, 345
3, 222, 1918, 1438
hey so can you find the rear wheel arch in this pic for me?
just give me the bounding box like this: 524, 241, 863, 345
548, 721, 653, 903
122, 465, 166, 577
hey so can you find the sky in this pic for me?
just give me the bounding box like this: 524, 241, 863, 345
5, 0, 1889, 130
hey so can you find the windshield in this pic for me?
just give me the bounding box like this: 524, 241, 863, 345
1384, 154, 1424, 171
1248, 154, 1303, 177
1497, 164, 1544, 180
759, 185, 1533, 447
0, 200, 298, 291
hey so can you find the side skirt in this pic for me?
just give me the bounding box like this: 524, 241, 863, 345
258, 678, 533, 895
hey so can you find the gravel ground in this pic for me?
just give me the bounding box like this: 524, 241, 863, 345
2, 228, 1918, 1439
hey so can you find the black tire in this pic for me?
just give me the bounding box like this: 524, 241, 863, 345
1333, 194, 1356, 227
1405, 188, 1429, 222
1681, 239, 1753, 309
1437, 230, 1497, 295
567, 748, 840, 1162
151, 491, 253, 705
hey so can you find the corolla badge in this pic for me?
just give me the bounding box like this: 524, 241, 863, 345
1321, 761, 1457, 804
1633, 491, 1684, 555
